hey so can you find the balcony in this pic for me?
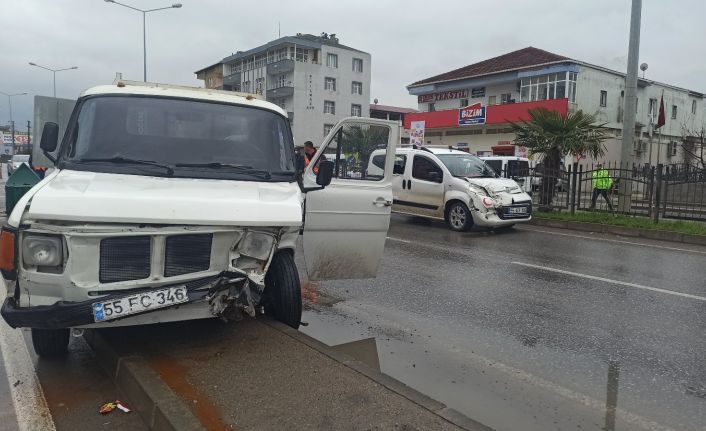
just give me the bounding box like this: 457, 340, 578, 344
267, 59, 295, 75
223, 71, 241, 86
267, 82, 294, 99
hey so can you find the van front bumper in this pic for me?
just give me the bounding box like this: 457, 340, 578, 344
1, 274, 231, 329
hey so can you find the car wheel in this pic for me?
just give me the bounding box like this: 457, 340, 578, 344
447, 202, 472, 232
263, 252, 302, 329
31, 328, 70, 357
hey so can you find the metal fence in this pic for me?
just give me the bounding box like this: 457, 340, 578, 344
501, 162, 706, 222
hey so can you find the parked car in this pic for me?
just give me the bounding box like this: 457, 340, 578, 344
368, 147, 532, 231
7, 154, 30, 176
480, 156, 532, 193
0, 81, 398, 357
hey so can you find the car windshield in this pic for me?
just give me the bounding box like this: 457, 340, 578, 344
12, 155, 29, 162
436, 153, 497, 178
59, 96, 296, 181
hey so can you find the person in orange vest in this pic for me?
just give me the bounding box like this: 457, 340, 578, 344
303, 141, 322, 174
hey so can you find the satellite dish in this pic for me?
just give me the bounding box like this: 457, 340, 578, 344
374, 98, 378, 105
640, 63, 648, 72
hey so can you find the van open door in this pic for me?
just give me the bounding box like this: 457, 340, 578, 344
302, 118, 399, 280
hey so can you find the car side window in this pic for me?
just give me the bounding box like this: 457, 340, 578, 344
412, 156, 443, 183
373, 154, 405, 173
320, 123, 390, 181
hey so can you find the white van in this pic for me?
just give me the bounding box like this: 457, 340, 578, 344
369, 147, 532, 231
480, 156, 532, 193
0, 81, 399, 357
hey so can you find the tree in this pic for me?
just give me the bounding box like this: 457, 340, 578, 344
680, 124, 706, 169
509, 108, 610, 206
341, 125, 388, 177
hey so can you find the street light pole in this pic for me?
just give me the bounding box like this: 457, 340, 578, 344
104, 0, 183, 82
28, 63, 78, 98
0, 92, 27, 155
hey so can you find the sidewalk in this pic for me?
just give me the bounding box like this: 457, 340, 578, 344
85, 317, 491, 431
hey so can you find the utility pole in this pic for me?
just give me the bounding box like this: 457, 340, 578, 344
27, 120, 31, 151
618, 0, 642, 212
10, 121, 15, 155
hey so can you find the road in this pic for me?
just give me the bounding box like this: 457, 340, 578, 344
0, 207, 704, 430
298, 215, 706, 431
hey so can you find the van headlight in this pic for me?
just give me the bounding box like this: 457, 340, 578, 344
22, 235, 63, 267
237, 232, 275, 260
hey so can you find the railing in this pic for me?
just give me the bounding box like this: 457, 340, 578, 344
500, 161, 706, 222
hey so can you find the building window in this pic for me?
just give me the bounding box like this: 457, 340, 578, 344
255, 77, 264, 94
428, 103, 435, 112
352, 58, 363, 72
488, 96, 497, 105
327, 53, 338, 68
692, 100, 697, 115
501, 93, 512, 104
672, 105, 677, 119
600, 90, 607, 107
325, 77, 336, 91
460, 98, 468, 107
351, 104, 362, 117
520, 72, 575, 103
352, 81, 363, 95
276, 74, 289, 88
324, 123, 334, 137
324, 100, 335, 115
254, 55, 266, 69
207, 77, 214, 88
242, 80, 251, 93
295, 48, 309, 63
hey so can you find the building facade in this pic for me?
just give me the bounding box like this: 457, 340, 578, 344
196, 33, 371, 146
195, 62, 224, 90
405, 47, 706, 165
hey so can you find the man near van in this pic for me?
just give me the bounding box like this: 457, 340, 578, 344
590, 163, 613, 211
303, 141, 325, 174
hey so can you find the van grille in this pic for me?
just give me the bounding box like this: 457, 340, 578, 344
100, 236, 151, 283
164, 234, 212, 277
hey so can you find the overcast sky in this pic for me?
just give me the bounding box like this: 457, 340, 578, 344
1, 0, 704, 128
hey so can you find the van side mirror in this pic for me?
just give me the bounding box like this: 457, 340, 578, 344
40, 122, 59, 160
316, 160, 335, 186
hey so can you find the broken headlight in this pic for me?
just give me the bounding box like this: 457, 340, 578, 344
236, 232, 275, 260
22, 234, 63, 267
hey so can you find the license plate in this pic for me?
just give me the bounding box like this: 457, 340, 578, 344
509, 207, 528, 214
92, 286, 188, 322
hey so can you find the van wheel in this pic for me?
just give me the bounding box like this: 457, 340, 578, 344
263, 252, 302, 329
31, 328, 70, 357
447, 202, 472, 232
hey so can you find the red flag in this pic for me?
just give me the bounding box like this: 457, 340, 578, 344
655, 95, 665, 129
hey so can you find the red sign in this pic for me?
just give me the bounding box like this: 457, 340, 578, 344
418, 89, 468, 103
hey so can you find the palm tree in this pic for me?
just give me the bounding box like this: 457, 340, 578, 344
509, 108, 609, 207
341, 125, 388, 177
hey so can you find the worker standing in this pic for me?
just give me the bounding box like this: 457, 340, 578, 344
589, 163, 613, 211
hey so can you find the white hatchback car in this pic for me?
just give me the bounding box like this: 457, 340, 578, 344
368, 147, 532, 231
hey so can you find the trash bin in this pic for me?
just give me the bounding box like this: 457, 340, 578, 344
5, 163, 40, 215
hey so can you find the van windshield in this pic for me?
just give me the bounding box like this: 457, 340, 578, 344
436, 153, 497, 178
59, 96, 296, 181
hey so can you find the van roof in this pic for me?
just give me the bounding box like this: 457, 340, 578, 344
391, 147, 470, 155
81, 81, 286, 117
480, 156, 530, 161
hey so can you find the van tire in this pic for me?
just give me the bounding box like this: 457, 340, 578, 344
263, 252, 302, 329
447, 202, 473, 232
31, 328, 70, 357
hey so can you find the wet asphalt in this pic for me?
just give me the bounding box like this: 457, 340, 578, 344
298, 215, 706, 431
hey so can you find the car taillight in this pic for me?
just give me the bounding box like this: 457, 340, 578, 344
0, 229, 16, 272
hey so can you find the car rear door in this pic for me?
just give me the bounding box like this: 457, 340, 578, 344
302, 118, 398, 280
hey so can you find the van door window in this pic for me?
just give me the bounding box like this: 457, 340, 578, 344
484, 160, 502, 176
508, 160, 530, 177
412, 156, 443, 183
321, 123, 390, 181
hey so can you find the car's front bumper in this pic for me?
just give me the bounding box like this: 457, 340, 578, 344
1, 274, 233, 329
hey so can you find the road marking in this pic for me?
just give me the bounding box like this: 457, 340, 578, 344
0, 289, 56, 431
512, 261, 706, 302
519, 226, 706, 255
386, 236, 412, 244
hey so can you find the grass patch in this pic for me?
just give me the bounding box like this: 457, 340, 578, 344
533, 210, 706, 236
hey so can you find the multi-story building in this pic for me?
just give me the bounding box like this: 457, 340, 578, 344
370, 102, 417, 145
195, 62, 225, 90
196, 33, 371, 146
405, 47, 705, 165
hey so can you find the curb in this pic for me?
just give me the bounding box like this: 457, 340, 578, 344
529, 218, 706, 246
82, 330, 205, 431
85, 320, 495, 431
262, 319, 495, 431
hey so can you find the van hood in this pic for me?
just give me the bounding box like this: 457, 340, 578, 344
25, 170, 303, 226
465, 177, 523, 194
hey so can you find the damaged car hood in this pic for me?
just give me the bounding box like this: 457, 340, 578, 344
24, 170, 303, 226
465, 177, 523, 194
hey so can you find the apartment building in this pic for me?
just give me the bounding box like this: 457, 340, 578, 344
195, 33, 371, 146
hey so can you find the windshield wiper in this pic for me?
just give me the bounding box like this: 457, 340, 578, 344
174, 162, 272, 179
77, 157, 174, 176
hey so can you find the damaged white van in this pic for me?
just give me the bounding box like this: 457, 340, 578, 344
0, 82, 398, 357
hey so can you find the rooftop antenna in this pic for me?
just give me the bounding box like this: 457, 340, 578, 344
278, 21, 281, 38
